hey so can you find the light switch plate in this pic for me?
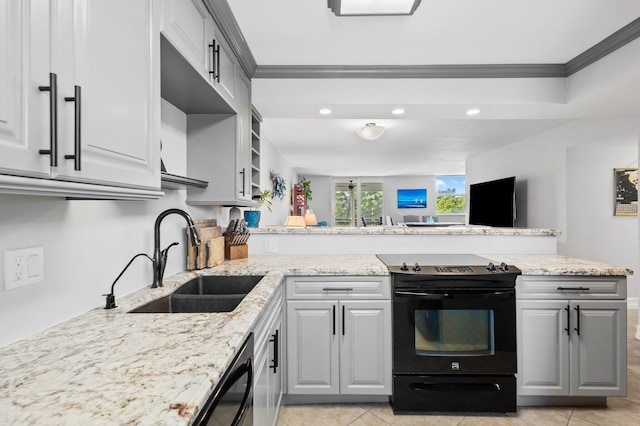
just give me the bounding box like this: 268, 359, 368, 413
4, 247, 43, 290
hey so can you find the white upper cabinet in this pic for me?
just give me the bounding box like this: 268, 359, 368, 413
0, 0, 51, 179
53, 0, 160, 188
161, 0, 238, 110
161, 0, 212, 80
210, 25, 236, 105
0, 0, 162, 198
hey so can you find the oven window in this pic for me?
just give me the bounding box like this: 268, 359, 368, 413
415, 309, 495, 356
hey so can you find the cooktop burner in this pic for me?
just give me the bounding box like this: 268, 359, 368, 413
376, 253, 521, 276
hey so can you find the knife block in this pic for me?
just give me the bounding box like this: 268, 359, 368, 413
225, 243, 248, 260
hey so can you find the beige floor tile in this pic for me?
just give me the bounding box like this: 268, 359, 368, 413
277, 404, 367, 426
349, 411, 392, 426
571, 398, 640, 425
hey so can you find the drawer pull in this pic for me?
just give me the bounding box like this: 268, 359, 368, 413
322, 287, 354, 292
557, 286, 590, 292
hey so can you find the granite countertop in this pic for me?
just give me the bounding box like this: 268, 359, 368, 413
0, 255, 387, 425
488, 254, 634, 276
250, 225, 560, 236
0, 254, 630, 425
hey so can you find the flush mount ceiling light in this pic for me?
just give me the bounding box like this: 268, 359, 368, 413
319, 108, 332, 115
391, 108, 405, 115
356, 123, 385, 140
328, 0, 422, 16
466, 108, 481, 116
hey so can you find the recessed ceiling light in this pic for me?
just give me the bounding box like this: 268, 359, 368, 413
319, 108, 332, 115
466, 108, 481, 116
392, 108, 405, 115
329, 0, 422, 16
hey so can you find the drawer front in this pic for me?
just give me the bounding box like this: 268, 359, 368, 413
517, 276, 626, 300
286, 276, 391, 300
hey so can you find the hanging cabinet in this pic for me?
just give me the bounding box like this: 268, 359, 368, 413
0, 0, 162, 199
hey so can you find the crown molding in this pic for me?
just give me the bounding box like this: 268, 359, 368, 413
254, 64, 567, 79
207, 1, 640, 80
566, 16, 640, 75
203, 0, 258, 77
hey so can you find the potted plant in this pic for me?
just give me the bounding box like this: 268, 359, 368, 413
299, 177, 312, 202
244, 189, 272, 227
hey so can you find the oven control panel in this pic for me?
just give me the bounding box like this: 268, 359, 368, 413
387, 262, 521, 276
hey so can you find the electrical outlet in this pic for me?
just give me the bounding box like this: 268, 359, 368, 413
4, 247, 44, 290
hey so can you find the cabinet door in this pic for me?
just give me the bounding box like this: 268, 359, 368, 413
287, 300, 339, 394
517, 300, 570, 396
340, 301, 392, 395
211, 26, 236, 105
570, 300, 626, 396
235, 71, 252, 201
268, 317, 283, 424
0, 0, 51, 178
161, 0, 211, 80
252, 348, 270, 426
51, 0, 159, 188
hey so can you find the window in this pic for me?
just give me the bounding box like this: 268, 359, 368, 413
333, 179, 384, 226
436, 176, 466, 214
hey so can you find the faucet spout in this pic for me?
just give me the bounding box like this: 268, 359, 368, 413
152, 208, 201, 288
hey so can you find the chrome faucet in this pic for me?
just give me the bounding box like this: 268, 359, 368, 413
152, 208, 201, 288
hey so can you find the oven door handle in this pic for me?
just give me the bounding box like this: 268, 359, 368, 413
394, 290, 513, 299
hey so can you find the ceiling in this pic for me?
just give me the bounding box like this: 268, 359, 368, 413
227, 0, 640, 176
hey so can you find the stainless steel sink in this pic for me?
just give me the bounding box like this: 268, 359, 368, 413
128, 275, 263, 314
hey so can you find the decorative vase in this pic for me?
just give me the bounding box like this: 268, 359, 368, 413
244, 210, 261, 228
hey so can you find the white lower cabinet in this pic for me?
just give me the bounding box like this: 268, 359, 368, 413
517, 276, 627, 399
285, 277, 392, 396
253, 283, 283, 426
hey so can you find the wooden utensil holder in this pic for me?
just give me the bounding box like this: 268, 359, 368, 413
225, 243, 248, 260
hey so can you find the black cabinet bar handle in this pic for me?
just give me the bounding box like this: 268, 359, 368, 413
332, 305, 336, 336
208, 39, 216, 79
322, 287, 354, 292
574, 305, 581, 335
239, 168, 246, 196
564, 304, 570, 336
215, 43, 220, 83
38, 72, 58, 167
557, 286, 590, 291
64, 85, 81, 170
269, 329, 279, 373
342, 305, 345, 336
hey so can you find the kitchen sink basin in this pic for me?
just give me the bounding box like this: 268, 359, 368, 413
172, 275, 263, 296
128, 275, 264, 314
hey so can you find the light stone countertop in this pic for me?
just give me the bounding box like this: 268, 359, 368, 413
0, 254, 387, 426
0, 254, 630, 425
487, 254, 633, 276
249, 225, 560, 236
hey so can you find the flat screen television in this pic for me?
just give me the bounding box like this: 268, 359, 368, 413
469, 176, 516, 227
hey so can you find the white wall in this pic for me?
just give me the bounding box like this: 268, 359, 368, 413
565, 135, 638, 292
253, 132, 297, 226
466, 119, 640, 299
385, 176, 437, 223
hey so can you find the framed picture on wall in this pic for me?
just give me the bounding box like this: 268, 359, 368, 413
614, 168, 638, 216
397, 188, 427, 209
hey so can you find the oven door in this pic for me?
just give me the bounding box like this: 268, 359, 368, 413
393, 287, 516, 375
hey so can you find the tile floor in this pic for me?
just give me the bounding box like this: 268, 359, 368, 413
277, 310, 640, 426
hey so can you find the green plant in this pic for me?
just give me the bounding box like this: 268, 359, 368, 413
252, 189, 273, 212
299, 177, 312, 201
